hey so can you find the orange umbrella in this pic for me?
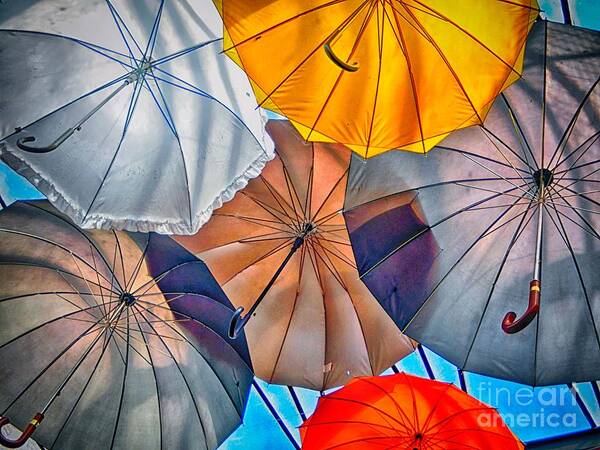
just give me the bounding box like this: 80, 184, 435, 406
174, 120, 416, 390
216, 0, 538, 157
301, 373, 524, 450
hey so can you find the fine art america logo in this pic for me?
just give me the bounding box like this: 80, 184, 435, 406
474, 382, 582, 429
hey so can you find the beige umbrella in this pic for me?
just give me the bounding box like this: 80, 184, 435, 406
174, 120, 416, 390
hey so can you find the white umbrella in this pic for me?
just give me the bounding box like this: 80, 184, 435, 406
0, 0, 274, 234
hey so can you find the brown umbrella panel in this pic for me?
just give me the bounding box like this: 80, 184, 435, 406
175, 120, 416, 390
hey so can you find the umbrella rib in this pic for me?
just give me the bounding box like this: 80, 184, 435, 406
150, 39, 222, 67
141, 0, 164, 62
240, 190, 298, 228
542, 203, 600, 357
2, 69, 132, 144
480, 126, 534, 185
112, 231, 128, 293
552, 180, 600, 210
322, 396, 410, 431
554, 156, 600, 179
147, 66, 272, 159
406, 0, 535, 76
397, 2, 482, 125
457, 151, 534, 198
360, 182, 528, 279
454, 182, 531, 200
419, 383, 460, 437
438, 146, 531, 175
109, 309, 131, 450
216, 213, 293, 234
403, 187, 531, 332
220, 237, 296, 286
547, 75, 600, 170
546, 187, 600, 240
0, 227, 118, 290
132, 307, 210, 450
267, 244, 306, 383
0, 261, 118, 297
499, 94, 539, 171
0, 302, 117, 416
126, 235, 151, 294
322, 435, 404, 449
314, 236, 357, 269
551, 131, 600, 174
358, 377, 416, 433
253, 0, 373, 110
305, 1, 377, 144
259, 172, 301, 227
551, 137, 600, 191
278, 163, 304, 227
300, 419, 400, 434
82, 73, 145, 223
222, 0, 352, 52
0, 300, 120, 376
132, 299, 253, 388
136, 305, 244, 428
23, 202, 121, 290
387, 4, 426, 154
462, 195, 535, 369
89, 245, 111, 316
130, 311, 163, 450
47, 326, 118, 449
312, 170, 349, 224
309, 240, 348, 289
540, 21, 550, 167
105, 0, 144, 60
480, 205, 531, 239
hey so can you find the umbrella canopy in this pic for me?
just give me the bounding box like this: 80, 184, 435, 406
0, 0, 274, 234
343, 21, 600, 385
174, 120, 416, 391
217, 0, 538, 157
300, 372, 524, 450
0, 200, 252, 449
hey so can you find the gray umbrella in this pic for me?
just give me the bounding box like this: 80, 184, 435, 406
0, 201, 253, 449
344, 21, 600, 386
0, 0, 274, 234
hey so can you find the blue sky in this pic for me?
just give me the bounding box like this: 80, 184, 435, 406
1, 2, 599, 449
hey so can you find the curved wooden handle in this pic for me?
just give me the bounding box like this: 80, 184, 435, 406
502, 280, 540, 334
323, 36, 359, 72
0, 413, 44, 448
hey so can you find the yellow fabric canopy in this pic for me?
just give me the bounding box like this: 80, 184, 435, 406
216, 0, 538, 157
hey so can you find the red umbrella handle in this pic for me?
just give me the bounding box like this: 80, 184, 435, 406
502, 280, 540, 334
0, 413, 44, 448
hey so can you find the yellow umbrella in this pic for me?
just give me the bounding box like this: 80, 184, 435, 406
216, 0, 538, 157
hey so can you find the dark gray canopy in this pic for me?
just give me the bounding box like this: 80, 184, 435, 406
344, 21, 600, 386
0, 201, 252, 449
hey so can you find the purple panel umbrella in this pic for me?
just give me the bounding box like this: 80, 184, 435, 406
344, 21, 600, 386
0, 200, 252, 449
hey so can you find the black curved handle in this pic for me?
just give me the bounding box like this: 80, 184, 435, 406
15, 126, 78, 153
0, 413, 44, 448
16, 136, 58, 153
228, 306, 248, 339
323, 36, 359, 72
502, 280, 540, 334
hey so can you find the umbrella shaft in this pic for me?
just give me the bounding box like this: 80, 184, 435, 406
245, 236, 304, 319
41, 302, 127, 414
533, 184, 544, 281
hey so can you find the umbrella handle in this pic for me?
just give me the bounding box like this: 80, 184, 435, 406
0, 413, 44, 448
14, 76, 134, 154
16, 128, 77, 153
324, 35, 359, 72
228, 306, 247, 339
502, 280, 540, 334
